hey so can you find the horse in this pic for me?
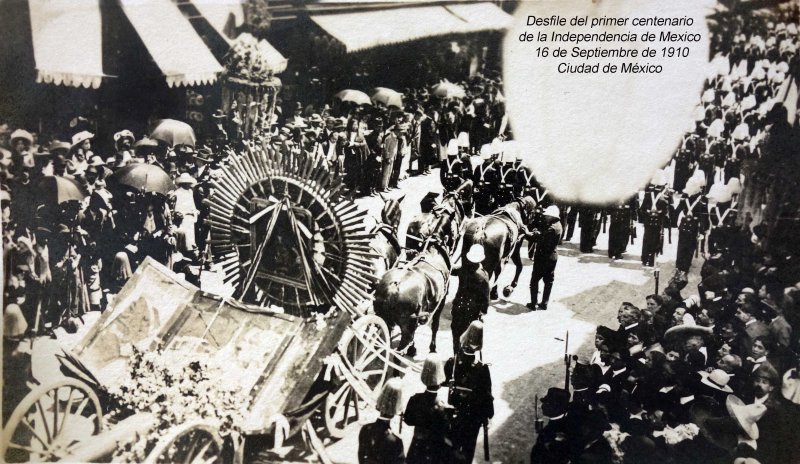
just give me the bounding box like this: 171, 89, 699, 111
367, 195, 405, 283
373, 236, 452, 356
405, 179, 472, 256
461, 196, 538, 300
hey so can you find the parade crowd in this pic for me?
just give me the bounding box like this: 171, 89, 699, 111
3, 3, 800, 464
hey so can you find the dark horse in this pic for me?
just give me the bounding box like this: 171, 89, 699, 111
405, 179, 472, 256
461, 196, 538, 299
374, 234, 453, 357
367, 195, 405, 284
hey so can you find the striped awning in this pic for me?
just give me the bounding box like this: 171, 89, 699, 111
28, 0, 105, 89
310, 3, 512, 53
120, 0, 224, 88
28, 0, 229, 88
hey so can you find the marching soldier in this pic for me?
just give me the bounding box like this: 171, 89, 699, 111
495, 157, 516, 207
358, 378, 406, 464
445, 321, 494, 464
640, 186, 669, 267
440, 152, 465, 192
607, 196, 638, 260
517, 163, 552, 208
472, 155, 498, 215
674, 184, 709, 272
578, 207, 601, 253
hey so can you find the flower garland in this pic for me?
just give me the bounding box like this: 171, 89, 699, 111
106, 346, 245, 462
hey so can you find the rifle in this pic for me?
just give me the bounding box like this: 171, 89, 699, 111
483, 421, 490, 461
564, 330, 571, 391
654, 268, 661, 294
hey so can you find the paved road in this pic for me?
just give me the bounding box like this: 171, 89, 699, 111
23, 166, 701, 463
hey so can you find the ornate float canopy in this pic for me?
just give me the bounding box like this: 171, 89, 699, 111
207, 146, 377, 316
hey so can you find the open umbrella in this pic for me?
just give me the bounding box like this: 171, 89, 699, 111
109, 163, 175, 194
34, 175, 88, 206
432, 80, 466, 99
372, 87, 403, 108
150, 119, 196, 147
335, 89, 372, 106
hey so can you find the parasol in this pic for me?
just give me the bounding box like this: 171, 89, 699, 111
372, 87, 403, 108
150, 119, 196, 147
34, 175, 88, 206
109, 163, 175, 194
334, 89, 372, 106
432, 80, 466, 99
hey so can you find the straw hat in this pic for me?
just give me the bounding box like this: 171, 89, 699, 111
699, 369, 733, 393
175, 173, 197, 186
663, 321, 713, 343
466, 244, 485, 263
726, 395, 766, 440
420, 353, 445, 388
10, 129, 33, 145
375, 377, 405, 417
4, 304, 28, 340
71, 130, 94, 148
459, 320, 484, 352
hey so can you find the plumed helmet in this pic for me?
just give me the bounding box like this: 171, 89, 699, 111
375, 377, 405, 417
420, 353, 446, 388
459, 320, 484, 352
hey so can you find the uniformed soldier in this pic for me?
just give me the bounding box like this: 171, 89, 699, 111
528, 205, 563, 311
451, 244, 490, 355
578, 207, 601, 253
405, 354, 454, 464
517, 164, 552, 209
673, 135, 697, 193
674, 189, 709, 272
607, 196, 638, 260
472, 155, 498, 215
530, 387, 572, 464
440, 153, 464, 192
445, 321, 494, 464
358, 377, 406, 464
495, 158, 516, 207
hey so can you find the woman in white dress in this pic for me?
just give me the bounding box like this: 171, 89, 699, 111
170, 173, 199, 253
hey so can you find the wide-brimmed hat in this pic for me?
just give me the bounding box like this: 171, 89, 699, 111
466, 244, 485, 263
4, 304, 28, 339
88, 156, 106, 167
375, 377, 404, 417
175, 172, 197, 186
49, 140, 71, 154
726, 395, 766, 440
420, 353, 446, 388
700, 369, 734, 393
113, 129, 135, 144
308, 113, 324, 124
663, 322, 713, 343
460, 320, 484, 352
211, 109, 227, 120
543, 205, 560, 218
10, 129, 33, 145
71, 130, 94, 148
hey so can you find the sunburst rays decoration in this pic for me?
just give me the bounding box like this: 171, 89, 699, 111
207, 145, 377, 317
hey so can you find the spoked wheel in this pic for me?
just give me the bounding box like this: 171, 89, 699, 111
144, 421, 223, 464
2, 378, 104, 462
324, 314, 391, 438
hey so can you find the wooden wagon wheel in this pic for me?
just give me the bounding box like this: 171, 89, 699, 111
324, 314, 391, 438
144, 421, 223, 464
2, 378, 104, 462
207, 147, 378, 316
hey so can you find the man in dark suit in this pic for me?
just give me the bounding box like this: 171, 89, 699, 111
527, 205, 562, 311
